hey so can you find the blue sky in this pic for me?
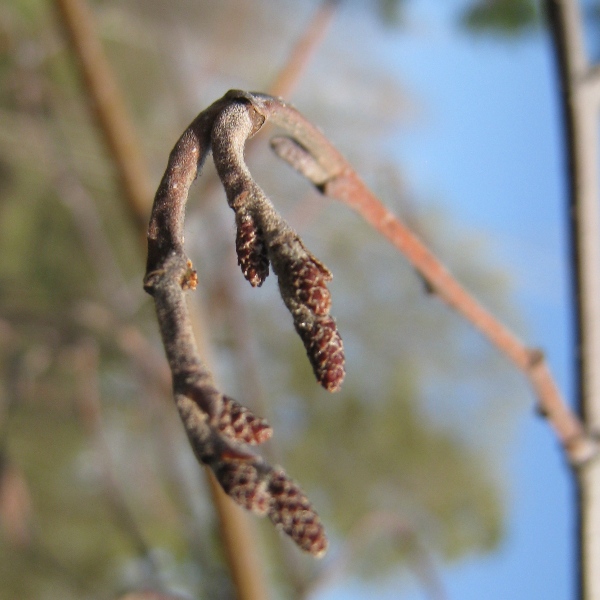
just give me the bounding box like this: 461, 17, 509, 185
316, 1, 578, 598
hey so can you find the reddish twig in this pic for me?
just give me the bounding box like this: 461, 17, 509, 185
268, 0, 341, 99
262, 93, 598, 468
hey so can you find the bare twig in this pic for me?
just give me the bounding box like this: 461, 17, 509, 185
150, 92, 596, 546
145, 91, 334, 557
545, 1, 600, 597
262, 93, 598, 468
54, 0, 152, 233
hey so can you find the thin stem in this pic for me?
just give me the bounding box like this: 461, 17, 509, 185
259, 92, 597, 466
545, 1, 600, 598
54, 0, 151, 233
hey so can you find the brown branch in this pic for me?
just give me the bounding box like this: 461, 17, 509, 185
145, 88, 598, 574
268, 0, 341, 99
54, 0, 152, 234
157, 90, 597, 472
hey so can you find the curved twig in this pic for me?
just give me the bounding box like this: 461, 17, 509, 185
146, 88, 599, 560
145, 90, 335, 557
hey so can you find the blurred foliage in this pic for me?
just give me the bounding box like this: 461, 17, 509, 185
461, 0, 539, 35
382, 0, 541, 35
0, 0, 535, 598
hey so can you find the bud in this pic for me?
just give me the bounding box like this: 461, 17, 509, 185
267, 469, 328, 557
295, 315, 345, 392
236, 212, 269, 287
217, 395, 272, 445
214, 461, 270, 515
273, 242, 345, 392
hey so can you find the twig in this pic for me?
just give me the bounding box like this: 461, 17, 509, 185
145, 91, 334, 557
262, 93, 598, 467
54, 0, 152, 233
148, 92, 596, 561
268, 0, 341, 99
545, 1, 600, 598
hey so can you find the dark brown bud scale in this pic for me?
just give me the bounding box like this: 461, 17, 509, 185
215, 461, 270, 515
267, 469, 328, 557
218, 395, 272, 445
295, 315, 345, 392
290, 258, 332, 316
236, 212, 269, 287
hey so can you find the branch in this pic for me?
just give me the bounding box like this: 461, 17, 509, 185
150, 90, 598, 497
263, 93, 599, 467
145, 91, 336, 556
545, 1, 600, 598
54, 0, 152, 233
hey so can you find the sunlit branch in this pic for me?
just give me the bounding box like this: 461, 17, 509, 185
145, 87, 598, 573
255, 92, 597, 468
545, 1, 600, 598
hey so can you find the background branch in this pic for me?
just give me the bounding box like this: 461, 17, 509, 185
545, 1, 600, 598
53, 2, 271, 598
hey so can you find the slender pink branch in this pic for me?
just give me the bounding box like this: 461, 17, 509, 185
268, 0, 340, 99
256, 92, 598, 467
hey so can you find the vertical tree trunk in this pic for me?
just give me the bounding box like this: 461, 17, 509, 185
546, 1, 600, 598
